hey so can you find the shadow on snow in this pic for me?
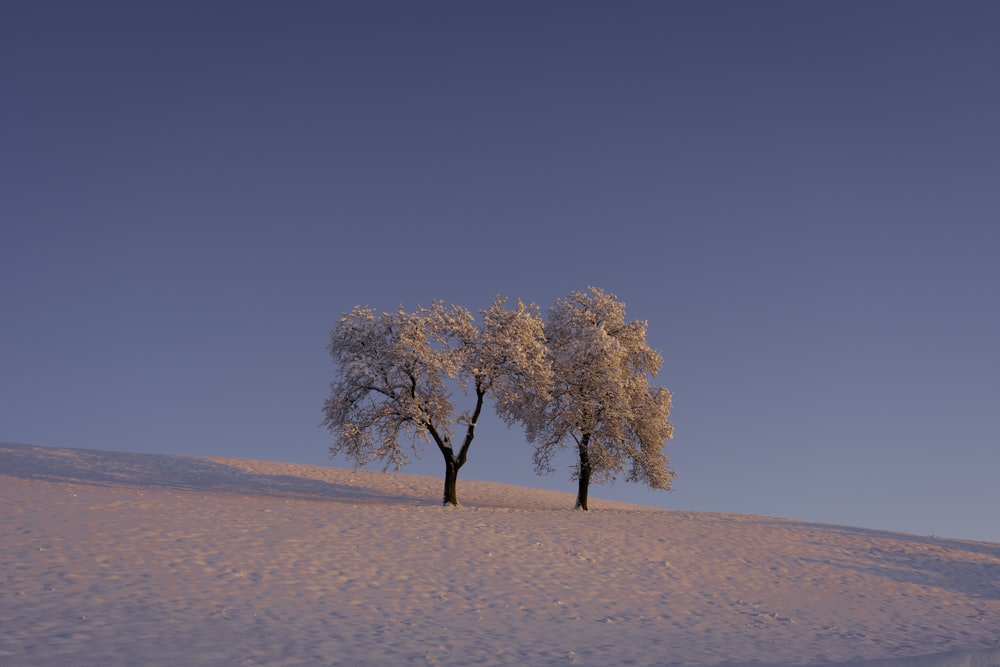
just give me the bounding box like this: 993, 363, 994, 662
0, 442, 425, 506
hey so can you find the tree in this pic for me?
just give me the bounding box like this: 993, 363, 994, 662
322, 297, 550, 506
524, 287, 675, 510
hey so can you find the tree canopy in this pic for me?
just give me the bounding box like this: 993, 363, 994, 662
323, 287, 674, 510
322, 297, 550, 506
524, 287, 675, 510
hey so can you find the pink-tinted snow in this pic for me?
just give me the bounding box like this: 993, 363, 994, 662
2, 443, 998, 666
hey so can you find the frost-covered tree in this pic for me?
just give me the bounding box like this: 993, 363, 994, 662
322, 297, 550, 506
524, 287, 675, 510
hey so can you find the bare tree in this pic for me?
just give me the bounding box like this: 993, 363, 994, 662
322, 297, 550, 506
525, 287, 675, 510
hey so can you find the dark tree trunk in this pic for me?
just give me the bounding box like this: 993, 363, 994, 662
428, 424, 462, 506
429, 387, 485, 507
443, 455, 459, 506
575, 433, 591, 511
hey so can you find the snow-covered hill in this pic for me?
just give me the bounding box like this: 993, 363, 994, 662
2, 442, 998, 666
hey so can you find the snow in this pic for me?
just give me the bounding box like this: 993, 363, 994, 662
2, 442, 999, 667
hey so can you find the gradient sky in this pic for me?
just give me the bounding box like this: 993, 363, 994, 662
3, 2, 998, 542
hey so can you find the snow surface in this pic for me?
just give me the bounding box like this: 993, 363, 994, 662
2, 442, 999, 667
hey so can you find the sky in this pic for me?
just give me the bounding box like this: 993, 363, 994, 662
3, 1, 998, 542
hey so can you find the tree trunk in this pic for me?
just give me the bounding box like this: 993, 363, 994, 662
427, 423, 464, 507
575, 434, 591, 511
438, 387, 483, 507
443, 454, 460, 506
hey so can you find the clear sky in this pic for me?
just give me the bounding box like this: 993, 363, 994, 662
3, 2, 998, 542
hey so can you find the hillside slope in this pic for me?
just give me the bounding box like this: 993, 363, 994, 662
2, 443, 999, 666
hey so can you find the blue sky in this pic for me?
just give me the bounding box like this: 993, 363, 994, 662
3, 2, 998, 542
